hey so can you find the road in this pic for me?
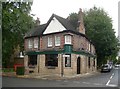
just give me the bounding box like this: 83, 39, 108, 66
2, 68, 120, 87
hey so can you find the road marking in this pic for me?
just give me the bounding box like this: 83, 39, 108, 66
106, 80, 110, 85
106, 73, 115, 86
110, 76, 113, 79
112, 73, 114, 76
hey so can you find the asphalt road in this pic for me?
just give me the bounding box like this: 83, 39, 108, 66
2, 67, 120, 87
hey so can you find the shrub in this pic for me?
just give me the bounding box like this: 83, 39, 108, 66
16, 66, 25, 75
2, 68, 14, 72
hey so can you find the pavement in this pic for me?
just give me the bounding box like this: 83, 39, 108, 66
1, 71, 100, 80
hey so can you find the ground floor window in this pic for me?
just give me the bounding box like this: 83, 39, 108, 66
28, 55, 37, 68
65, 54, 71, 67
88, 57, 90, 68
45, 54, 58, 67
93, 58, 96, 67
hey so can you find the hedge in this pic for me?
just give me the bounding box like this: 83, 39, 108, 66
16, 66, 25, 75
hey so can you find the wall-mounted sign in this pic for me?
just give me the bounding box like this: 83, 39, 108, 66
63, 55, 70, 57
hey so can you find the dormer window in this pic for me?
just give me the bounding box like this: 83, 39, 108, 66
65, 35, 72, 44
48, 37, 52, 47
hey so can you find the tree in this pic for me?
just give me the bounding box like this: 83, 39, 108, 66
67, 7, 119, 66
2, 1, 35, 67
67, 13, 79, 30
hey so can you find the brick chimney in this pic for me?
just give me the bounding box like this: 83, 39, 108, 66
78, 8, 85, 34
35, 17, 40, 26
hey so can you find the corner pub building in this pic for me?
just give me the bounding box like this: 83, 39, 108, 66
24, 9, 97, 77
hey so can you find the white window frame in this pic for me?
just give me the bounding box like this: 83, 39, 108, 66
88, 43, 91, 52
48, 37, 52, 47
65, 54, 71, 67
91, 45, 93, 53
34, 38, 38, 48
28, 39, 33, 48
55, 36, 60, 46
65, 35, 72, 44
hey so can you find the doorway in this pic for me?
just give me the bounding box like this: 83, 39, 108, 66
77, 57, 81, 74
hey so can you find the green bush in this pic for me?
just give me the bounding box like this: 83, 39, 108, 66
16, 66, 25, 75
2, 68, 14, 72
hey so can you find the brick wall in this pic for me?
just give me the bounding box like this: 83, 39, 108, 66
24, 53, 97, 76
41, 33, 64, 51
24, 37, 39, 51
72, 34, 93, 53
38, 54, 62, 76
63, 54, 76, 76
24, 32, 96, 56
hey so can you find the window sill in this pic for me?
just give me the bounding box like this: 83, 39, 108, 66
34, 47, 38, 49
64, 67, 73, 69
47, 46, 52, 48
64, 43, 72, 45
55, 45, 60, 47
65, 65, 71, 67
28, 48, 33, 49
28, 65, 36, 68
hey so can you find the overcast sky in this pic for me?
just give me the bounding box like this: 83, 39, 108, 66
31, 0, 119, 37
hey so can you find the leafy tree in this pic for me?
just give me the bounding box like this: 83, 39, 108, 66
2, 1, 35, 67
67, 7, 119, 67
67, 13, 79, 30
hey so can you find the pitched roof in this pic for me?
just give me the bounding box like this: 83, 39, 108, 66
24, 24, 46, 38
53, 14, 76, 31
24, 14, 79, 38
24, 14, 95, 45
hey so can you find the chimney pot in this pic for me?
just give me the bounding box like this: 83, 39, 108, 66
36, 17, 40, 26
79, 8, 82, 12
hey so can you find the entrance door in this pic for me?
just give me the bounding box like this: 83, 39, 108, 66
77, 57, 80, 74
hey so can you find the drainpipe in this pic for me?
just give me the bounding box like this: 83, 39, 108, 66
61, 53, 64, 77
38, 37, 40, 73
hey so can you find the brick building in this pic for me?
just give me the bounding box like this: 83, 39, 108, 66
24, 9, 97, 77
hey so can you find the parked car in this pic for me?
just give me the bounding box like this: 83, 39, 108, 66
101, 64, 111, 72
114, 63, 120, 68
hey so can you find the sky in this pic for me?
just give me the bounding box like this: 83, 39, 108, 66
30, 0, 119, 37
